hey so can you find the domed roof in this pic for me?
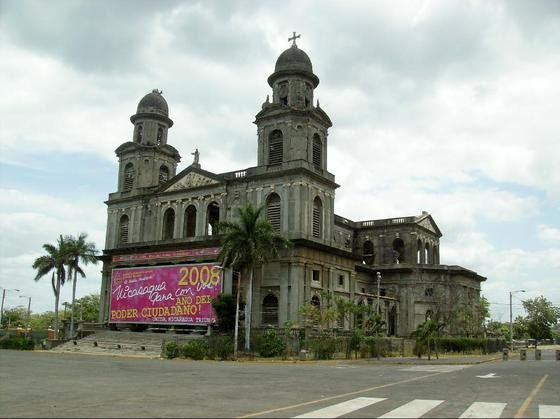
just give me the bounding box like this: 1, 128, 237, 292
137, 89, 169, 116
274, 45, 313, 73
268, 44, 319, 88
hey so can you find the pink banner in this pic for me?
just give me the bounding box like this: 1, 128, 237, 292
110, 263, 222, 325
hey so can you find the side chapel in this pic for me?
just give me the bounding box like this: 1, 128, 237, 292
99, 35, 485, 336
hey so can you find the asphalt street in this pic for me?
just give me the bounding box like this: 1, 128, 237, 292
0, 349, 558, 418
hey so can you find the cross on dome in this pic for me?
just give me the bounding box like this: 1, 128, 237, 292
288, 31, 301, 47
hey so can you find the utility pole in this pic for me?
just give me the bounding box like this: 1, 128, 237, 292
510, 289, 525, 350
0, 287, 20, 327
20, 296, 31, 329
376, 272, 382, 315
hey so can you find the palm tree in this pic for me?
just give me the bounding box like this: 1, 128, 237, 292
32, 235, 69, 340
217, 203, 291, 355
66, 233, 98, 338
413, 318, 445, 360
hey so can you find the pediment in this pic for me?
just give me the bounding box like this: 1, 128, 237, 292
165, 171, 219, 191
418, 217, 436, 233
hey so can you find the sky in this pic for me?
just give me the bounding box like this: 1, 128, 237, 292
1, 0, 559, 322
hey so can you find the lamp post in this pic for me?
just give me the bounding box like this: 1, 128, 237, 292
376, 272, 382, 315
0, 287, 20, 327
510, 289, 525, 351
19, 296, 31, 329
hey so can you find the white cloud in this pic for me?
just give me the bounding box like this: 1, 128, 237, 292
537, 224, 560, 242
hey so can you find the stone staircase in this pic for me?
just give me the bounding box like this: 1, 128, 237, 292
50, 330, 204, 358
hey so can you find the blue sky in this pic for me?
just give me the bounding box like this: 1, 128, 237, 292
1, 0, 559, 321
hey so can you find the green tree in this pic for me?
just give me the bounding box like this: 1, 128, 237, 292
65, 233, 98, 337
486, 320, 509, 339
1, 306, 27, 328
217, 203, 291, 355
513, 315, 529, 339
412, 319, 445, 360
30, 311, 56, 331
72, 294, 100, 323
522, 296, 560, 348
32, 235, 69, 340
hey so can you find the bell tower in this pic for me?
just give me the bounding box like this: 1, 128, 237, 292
255, 33, 332, 173
114, 90, 181, 194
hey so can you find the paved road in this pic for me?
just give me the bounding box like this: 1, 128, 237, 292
0, 349, 558, 418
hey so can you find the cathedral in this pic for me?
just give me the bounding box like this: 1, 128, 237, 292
99, 36, 485, 337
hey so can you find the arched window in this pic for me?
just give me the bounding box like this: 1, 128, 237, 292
123, 163, 134, 191
392, 238, 405, 263
266, 193, 281, 231
136, 123, 143, 143
206, 202, 219, 235
312, 197, 323, 238
417, 239, 423, 264
425, 243, 431, 264
433, 245, 439, 264
184, 205, 197, 237
268, 130, 283, 165
312, 134, 322, 168
363, 240, 374, 265
162, 208, 175, 240
278, 82, 288, 106
119, 215, 129, 244
159, 165, 169, 185
261, 294, 279, 326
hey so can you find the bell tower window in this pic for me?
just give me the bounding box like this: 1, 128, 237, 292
119, 215, 129, 244
312, 196, 323, 238
123, 163, 134, 191
268, 130, 283, 165
312, 134, 322, 168
159, 165, 169, 185
266, 193, 281, 231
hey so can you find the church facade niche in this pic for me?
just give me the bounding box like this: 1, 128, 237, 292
206, 202, 220, 235
123, 163, 135, 191
184, 205, 197, 237
162, 208, 175, 240
363, 240, 374, 265
392, 238, 405, 263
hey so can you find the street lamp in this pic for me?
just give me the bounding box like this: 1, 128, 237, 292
376, 272, 382, 315
19, 296, 31, 330
510, 289, 525, 350
0, 287, 20, 327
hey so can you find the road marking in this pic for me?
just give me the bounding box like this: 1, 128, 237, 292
514, 374, 548, 418
379, 399, 444, 418
476, 373, 499, 378
293, 397, 386, 418
539, 404, 560, 418
400, 365, 469, 373
237, 371, 447, 418
459, 402, 506, 418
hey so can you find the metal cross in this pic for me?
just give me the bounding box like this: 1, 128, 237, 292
288, 31, 301, 46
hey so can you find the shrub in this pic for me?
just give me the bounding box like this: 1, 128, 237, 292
208, 335, 234, 360
180, 339, 208, 360
363, 336, 387, 358
309, 334, 337, 360
348, 330, 363, 359
164, 341, 179, 359
0, 335, 34, 350
257, 328, 286, 358
211, 294, 239, 333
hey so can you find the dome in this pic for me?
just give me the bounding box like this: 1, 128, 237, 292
136, 89, 169, 116
268, 45, 319, 88
274, 45, 313, 73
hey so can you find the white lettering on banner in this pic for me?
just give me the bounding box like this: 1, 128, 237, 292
112, 282, 173, 305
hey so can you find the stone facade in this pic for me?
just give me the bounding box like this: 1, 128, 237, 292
99, 41, 485, 337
